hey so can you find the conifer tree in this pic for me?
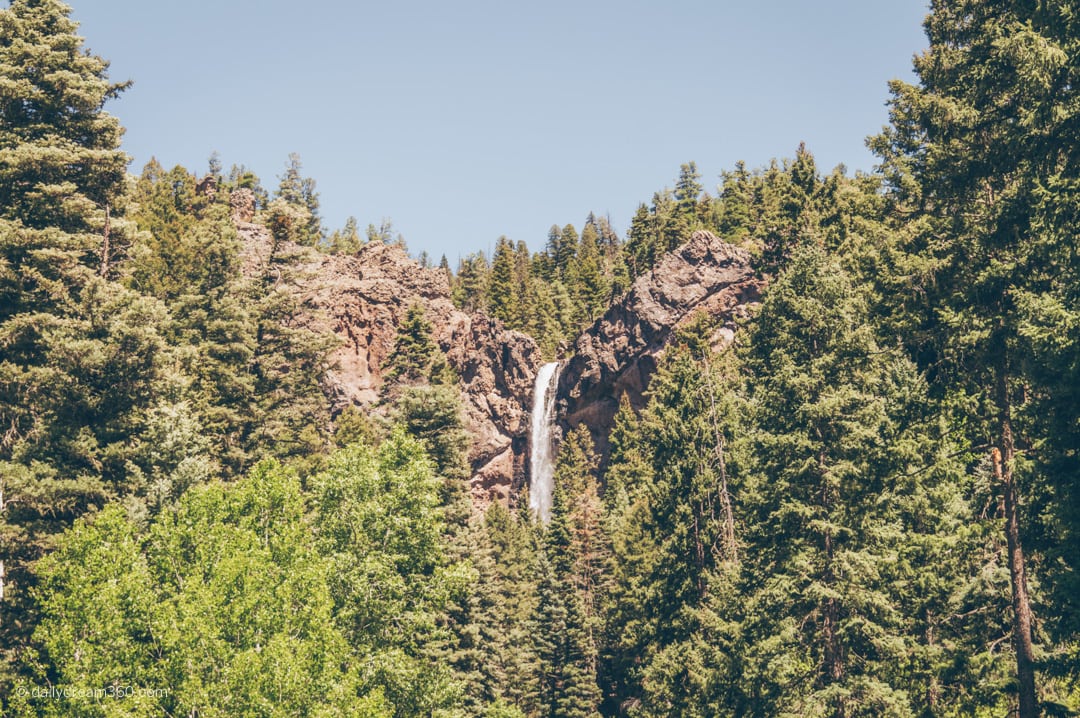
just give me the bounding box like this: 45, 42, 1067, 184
274, 152, 323, 245
626, 202, 656, 278
576, 222, 608, 322
382, 303, 443, 386
869, 3, 1080, 712
488, 236, 518, 325
453, 251, 490, 313
0, 0, 172, 682
546, 426, 606, 718
328, 215, 362, 253
551, 223, 578, 282
668, 161, 705, 249
603, 329, 747, 717
739, 246, 931, 717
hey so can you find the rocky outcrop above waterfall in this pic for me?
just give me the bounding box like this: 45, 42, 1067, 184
234, 201, 541, 505
558, 230, 763, 459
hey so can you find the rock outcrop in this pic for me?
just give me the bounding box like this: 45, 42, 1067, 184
557, 230, 763, 461
233, 199, 541, 505
231, 181, 759, 506
230, 187, 256, 224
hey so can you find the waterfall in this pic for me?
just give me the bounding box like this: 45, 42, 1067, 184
529, 361, 561, 524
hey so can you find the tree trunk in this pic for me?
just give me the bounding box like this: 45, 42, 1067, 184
702, 353, 738, 565
992, 369, 1039, 718
99, 204, 111, 277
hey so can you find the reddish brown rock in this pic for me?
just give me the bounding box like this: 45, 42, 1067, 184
233, 202, 541, 506
557, 230, 763, 462
230, 187, 256, 224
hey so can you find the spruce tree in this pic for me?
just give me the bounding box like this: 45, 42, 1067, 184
453, 251, 490, 313
488, 236, 518, 325
529, 427, 609, 717
382, 302, 448, 389
603, 331, 747, 717
576, 222, 608, 323
274, 152, 324, 245
328, 215, 362, 254
0, 0, 171, 684
869, 3, 1080, 712
739, 246, 928, 717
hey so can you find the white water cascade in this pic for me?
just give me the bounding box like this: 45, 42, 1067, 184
529, 361, 562, 523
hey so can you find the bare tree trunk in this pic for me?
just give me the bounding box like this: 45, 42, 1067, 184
993, 366, 1039, 718
99, 204, 111, 277
702, 353, 738, 565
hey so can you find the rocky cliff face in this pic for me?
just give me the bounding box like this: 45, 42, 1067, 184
557, 230, 763, 461
233, 200, 540, 505
233, 184, 759, 506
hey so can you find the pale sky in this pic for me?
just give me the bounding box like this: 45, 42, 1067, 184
72, 1, 929, 261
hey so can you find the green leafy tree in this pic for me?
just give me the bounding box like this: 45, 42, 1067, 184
312, 430, 469, 716
15, 461, 382, 718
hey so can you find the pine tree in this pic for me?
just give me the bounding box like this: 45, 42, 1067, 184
552, 223, 578, 282
244, 250, 336, 468
0, 0, 172, 683
626, 202, 656, 278
603, 329, 748, 717
576, 222, 608, 323
547, 426, 606, 718
453, 251, 490, 313
382, 302, 449, 389
868, 3, 1080, 712
668, 161, 704, 249
274, 152, 323, 245
488, 236, 518, 325
328, 215, 362, 253
739, 245, 932, 717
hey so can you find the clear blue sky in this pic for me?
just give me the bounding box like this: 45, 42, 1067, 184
72, 1, 929, 262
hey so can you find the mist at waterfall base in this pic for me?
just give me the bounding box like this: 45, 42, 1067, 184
529, 362, 561, 524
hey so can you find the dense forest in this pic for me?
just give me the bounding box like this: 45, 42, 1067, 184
1, 0, 1079, 716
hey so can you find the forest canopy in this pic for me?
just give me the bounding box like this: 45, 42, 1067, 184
1, 1, 1078, 717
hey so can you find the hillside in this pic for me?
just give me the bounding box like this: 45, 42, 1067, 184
1, 2, 1079, 717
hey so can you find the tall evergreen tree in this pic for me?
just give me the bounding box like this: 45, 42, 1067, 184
576, 222, 607, 323
0, 0, 172, 685
603, 329, 747, 717
328, 215, 362, 254
488, 236, 518, 325
531, 427, 609, 717
382, 303, 448, 389
274, 152, 323, 246
453, 251, 490, 313
869, 3, 1080, 713
739, 246, 931, 717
